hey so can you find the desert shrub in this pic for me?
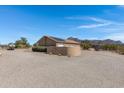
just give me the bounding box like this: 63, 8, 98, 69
81, 43, 92, 50
117, 46, 124, 55
80, 40, 92, 50
101, 44, 118, 51
32, 46, 47, 52
92, 45, 101, 51
82, 44, 91, 50
110, 45, 118, 51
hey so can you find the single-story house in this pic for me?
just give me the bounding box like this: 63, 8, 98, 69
35, 36, 81, 56
36, 36, 80, 47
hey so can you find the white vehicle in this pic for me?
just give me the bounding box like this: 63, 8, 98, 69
7, 43, 15, 50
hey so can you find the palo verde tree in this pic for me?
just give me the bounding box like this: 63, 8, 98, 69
15, 37, 30, 48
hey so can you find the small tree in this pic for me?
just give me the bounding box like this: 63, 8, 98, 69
15, 37, 30, 48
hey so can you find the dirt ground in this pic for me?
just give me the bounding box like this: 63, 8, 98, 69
0, 49, 124, 88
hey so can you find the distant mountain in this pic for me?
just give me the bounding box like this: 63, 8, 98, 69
89, 39, 123, 45
67, 37, 123, 45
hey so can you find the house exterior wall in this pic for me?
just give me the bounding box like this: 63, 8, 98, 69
37, 37, 56, 46
56, 43, 64, 47
56, 43, 80, 47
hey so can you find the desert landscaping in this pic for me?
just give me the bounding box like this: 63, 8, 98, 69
0, 49, 124, 88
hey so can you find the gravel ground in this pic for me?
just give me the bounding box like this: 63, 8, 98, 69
0, 49, 124, 88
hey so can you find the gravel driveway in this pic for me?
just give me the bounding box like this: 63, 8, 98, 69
0, 49, 124, 88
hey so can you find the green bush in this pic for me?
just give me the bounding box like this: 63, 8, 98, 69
32, 46, 47, 52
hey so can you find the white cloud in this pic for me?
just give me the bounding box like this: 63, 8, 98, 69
65, 16, 112, 23
77, 17, 113, 29
76, 17, 124, 29
88, 17, 112, 23
77, 22, 111, 29
66, 16, 114, 29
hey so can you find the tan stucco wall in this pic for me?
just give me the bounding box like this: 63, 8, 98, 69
47, 46, 68, 55
67, 46, 81, 57
37, 37, 56, 46
47, 46, 81, 57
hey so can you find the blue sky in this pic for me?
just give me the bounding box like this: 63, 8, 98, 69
0, 5, 124, 44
